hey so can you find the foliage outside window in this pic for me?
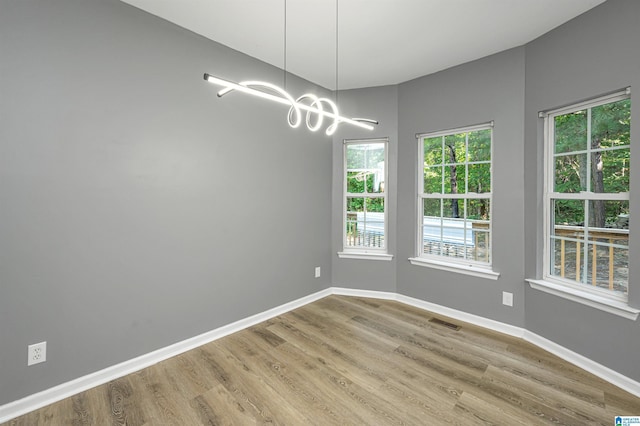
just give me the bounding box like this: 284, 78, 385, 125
544, 90, 630, 299
344, 139, 388, 252
417, 124, 492, 266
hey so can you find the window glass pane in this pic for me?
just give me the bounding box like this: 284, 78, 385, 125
346, 197, 364, 214
468, 129, 491, 162
591, 149, 630, 193
346, 144, 366, 169
424, 166, 443, 194
442, 198, 464, 219
423, 136, 443, 166
467, 199, 490, 220
347, 142, 385, 195
586, 200, 629, 239
585, 242, 627, 296
362, 198, 384, 248
471, 230, 491, 263
345, 211, 358, 247
603, 200, 628, 239
467, 163, 491, 193
555, 110, 587, 154
345, 197, 385, 249
345, 197, 363, 248
611, 246, 629, 295
347, 171, 365, 193
553, 199, 584, 227
592, 99, 631, 149
444, 165, 466, 194
423, 198, 441, 218
444, 134, 465, 164
551, 199, 586, 282
551, 237, 560, 277
365, 197, 385, 214
440, 225, 467, 259
422, 199, 443, 256
554, 153, 587, 193
364, 144, 385, 168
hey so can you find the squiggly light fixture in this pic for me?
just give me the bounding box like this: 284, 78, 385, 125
203, 74, 377, 136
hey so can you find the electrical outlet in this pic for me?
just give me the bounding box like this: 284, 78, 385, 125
28, 341, 47, 366
502, 291, 513, 307
315, 266, 321, 278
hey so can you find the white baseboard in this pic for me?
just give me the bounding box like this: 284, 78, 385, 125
2, 286, 638, 423
0, 288, 332, 424
394, 293, 525, 339
523, 331, 640, 398
331, 287, 640, 399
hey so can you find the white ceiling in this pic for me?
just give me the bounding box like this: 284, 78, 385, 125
120, 0, 606, 90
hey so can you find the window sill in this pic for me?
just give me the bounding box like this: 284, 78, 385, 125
526, 279, 639, 321
408, 257, 500, 280
337, 252, 393, 261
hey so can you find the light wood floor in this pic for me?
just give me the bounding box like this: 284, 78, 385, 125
5, 295, 640, 425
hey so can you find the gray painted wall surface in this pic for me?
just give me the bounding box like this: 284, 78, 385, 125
396, 47, 526, 327
523, 0, 640, 381
0, 0, 332, 405
331, 85, 398, 292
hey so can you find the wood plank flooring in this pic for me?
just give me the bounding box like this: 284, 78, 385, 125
5, 295, 640, 425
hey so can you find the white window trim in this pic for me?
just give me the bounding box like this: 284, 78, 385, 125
409, 256, 500, 280
527, 279, 639, 321
338, 252, 393, 261
341, 138, 390, 256
414, 122, 497, 275
539, 88, 631, 308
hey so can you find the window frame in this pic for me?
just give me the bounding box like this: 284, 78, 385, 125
542, 88, 631, 303
410, 122, 497, 278
339, 138, 391, 260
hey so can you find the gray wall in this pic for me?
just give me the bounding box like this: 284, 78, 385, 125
0, 0, 332, 405
523, 0, 640, 381
3, 0, 640, 409
331, 85, 398, 292
396, 47, 526, 327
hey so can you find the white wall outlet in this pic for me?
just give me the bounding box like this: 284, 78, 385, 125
28, 341, 47, 366
315, 266, 321, 278
502, 291, 514, 307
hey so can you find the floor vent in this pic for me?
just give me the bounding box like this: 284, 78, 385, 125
428, 317, 461, 331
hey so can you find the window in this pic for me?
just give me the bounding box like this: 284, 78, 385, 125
411, 123, 494, 277
339, 139, 390, 260
543, 89, 631, 300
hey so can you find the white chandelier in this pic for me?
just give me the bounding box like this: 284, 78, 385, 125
203, 74, 377, 136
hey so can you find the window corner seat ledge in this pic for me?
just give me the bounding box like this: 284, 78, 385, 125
408, 257, 500, 280
337, 252, 393, 261
526, 279, 639, 321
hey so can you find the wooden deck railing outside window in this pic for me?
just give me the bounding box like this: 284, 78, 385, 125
552, 225, 628, 291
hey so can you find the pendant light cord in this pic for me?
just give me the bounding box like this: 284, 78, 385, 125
335, 0, 339, 103
284, 0, 287, 90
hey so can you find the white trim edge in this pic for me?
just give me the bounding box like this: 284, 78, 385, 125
337, 252, 393, 261
2, 286, 639, 423
409, 257, 500, 280
0, 288, 333, 424
527, 279, 639, 321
